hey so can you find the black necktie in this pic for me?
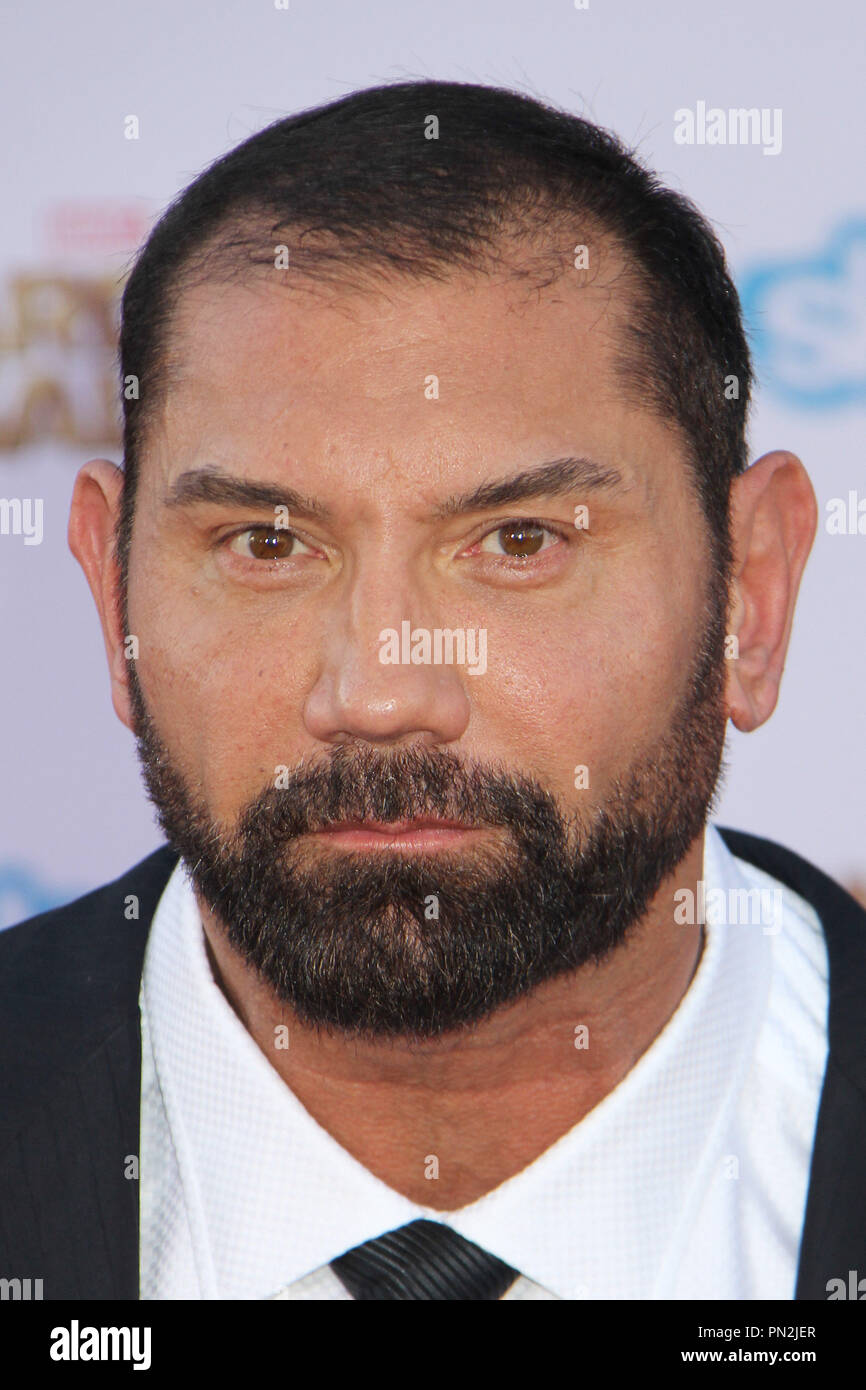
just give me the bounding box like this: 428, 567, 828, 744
330, 1219, 519, 1300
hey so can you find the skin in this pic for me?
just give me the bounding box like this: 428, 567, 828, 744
68, 258, 817, 1209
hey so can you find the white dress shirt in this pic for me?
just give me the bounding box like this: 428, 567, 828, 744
138, 823, 828, 1300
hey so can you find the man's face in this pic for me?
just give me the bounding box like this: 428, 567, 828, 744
120, 258, 729, 1038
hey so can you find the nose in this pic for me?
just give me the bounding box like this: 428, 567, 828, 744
302, 569, 474, 748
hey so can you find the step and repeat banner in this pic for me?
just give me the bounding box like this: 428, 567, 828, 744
1, 0, 863, 925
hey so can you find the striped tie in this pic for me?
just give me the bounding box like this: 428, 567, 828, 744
330, 1219, 519, 1300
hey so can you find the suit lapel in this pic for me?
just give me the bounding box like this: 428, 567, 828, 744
0, 844, 179, 1299
718, 827, 866, 1300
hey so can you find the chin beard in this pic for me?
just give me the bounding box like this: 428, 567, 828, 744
126, 622, 728, 1040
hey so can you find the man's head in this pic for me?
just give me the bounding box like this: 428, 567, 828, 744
114, 79, 754, 596
69, 80, 816, 1040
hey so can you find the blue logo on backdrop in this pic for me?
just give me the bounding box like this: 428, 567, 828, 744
739, 219, 866, 409
0, 863, 82, 932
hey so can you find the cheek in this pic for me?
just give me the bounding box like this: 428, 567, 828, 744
479, 587, 696, 801
132, 579, 320, 818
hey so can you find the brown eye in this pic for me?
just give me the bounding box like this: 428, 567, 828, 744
479, 522, 551, 558
227, 527, 312, 560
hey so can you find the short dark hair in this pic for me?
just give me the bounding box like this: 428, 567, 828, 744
116, 79, 752, 596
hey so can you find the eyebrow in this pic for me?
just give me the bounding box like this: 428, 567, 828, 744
162, 455, 629, 524
433, 455, 628, 517
163, 468, 331, 522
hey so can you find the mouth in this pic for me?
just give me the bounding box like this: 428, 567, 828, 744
307, 817, 485, 851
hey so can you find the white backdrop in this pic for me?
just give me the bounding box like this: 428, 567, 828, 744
1, 0, 863, 925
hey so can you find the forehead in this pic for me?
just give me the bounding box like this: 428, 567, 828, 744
166, 256, 626, 400
151, 261, 687, 507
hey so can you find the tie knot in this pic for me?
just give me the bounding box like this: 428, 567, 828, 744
330, 1219, 519, 1300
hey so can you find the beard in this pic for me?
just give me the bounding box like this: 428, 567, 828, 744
124, 584, 730, 1041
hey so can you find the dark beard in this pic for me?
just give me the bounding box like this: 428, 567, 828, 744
124, 588, 729, 1041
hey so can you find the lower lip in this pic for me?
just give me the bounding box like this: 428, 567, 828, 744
308, 824, 480, 850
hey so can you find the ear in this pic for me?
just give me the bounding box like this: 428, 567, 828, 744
725, 450, 817, 732
67, 459, 136, 733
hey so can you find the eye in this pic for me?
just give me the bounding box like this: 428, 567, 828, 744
476, 520, 566, 559
225, 526, 317, 561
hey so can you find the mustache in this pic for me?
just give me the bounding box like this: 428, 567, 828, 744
233, 742, 565, 842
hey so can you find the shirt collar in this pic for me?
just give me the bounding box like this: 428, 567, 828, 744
447, 825, 773, 1297
142, 822, 771, 1299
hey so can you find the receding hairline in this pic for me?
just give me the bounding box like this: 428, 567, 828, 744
126, 209, 648, 461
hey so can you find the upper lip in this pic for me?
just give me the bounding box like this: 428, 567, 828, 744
317, 817, 474, 832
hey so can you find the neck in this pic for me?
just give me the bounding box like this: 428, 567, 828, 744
198, 832, 705, 1208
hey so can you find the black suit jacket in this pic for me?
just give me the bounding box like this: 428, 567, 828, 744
1, 828, 864, 1300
